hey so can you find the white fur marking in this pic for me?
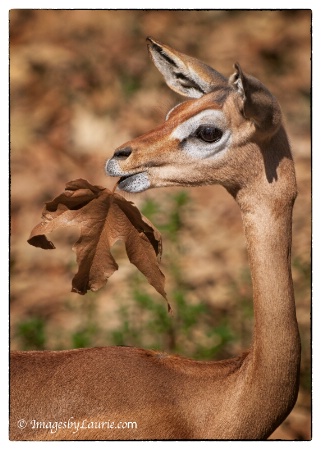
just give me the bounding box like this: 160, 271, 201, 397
171, 109, 226, 141
170, 109, 232, 160
166, 102, 184, 121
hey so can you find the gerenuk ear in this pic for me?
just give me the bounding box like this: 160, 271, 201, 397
229, 63, 282, 134
147, 37, 228, 99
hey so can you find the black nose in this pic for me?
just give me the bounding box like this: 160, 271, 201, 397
113, 146, 132, 159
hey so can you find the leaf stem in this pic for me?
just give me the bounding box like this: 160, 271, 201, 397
112, 181, 119, 194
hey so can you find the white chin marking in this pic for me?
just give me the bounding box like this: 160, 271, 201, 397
118, 172, 150, 193
105, 159, 150, 193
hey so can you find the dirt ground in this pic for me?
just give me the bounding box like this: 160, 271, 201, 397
10, 10, 311, 440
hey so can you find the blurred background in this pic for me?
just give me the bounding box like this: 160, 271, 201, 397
10, 10, 311, 439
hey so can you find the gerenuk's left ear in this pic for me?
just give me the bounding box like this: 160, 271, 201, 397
229, 63, 282, 134
147, 37, 228, 99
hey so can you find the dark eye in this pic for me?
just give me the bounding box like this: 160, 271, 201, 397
196, 125, 223, 143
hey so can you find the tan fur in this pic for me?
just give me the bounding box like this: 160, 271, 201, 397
10, 38, 300, 440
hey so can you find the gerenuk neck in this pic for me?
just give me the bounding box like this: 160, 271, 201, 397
236, 152, 301, 422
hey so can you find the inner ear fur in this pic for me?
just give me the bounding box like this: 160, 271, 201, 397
229, 63, 282, 135
147, 37, 228, 99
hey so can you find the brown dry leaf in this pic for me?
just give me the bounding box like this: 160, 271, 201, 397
28, 179, 170, 311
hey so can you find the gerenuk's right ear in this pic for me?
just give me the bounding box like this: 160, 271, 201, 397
146, 37, 228, 99
229, 63, 282, 135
